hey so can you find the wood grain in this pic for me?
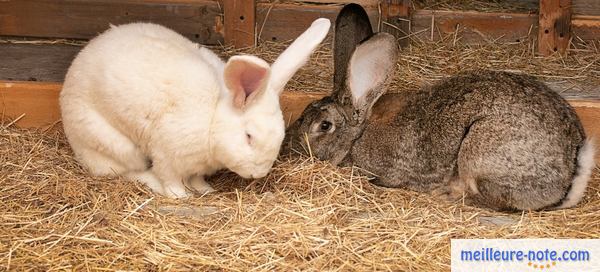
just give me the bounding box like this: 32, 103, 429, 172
2, 1, 599, 46
0, 81, 62, 129
255, 3, 340, 43
274, 0, 381, 7
572, 15, 600, 41
410, 10, 538, 43
0, 43, 81, 82
571, 100, 600, 150
224, 0, 256, 47
381, 0, 411, 47
573, 0, 600, 16
0, 0, 223, 43
538, 0, 572, 55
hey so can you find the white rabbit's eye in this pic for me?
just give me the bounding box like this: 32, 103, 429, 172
246, 133, 253, 145
319, 121, 333, 132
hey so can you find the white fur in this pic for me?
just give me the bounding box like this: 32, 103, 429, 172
60, 20, 330, 198
270, 18, 331, 93
554, 138, 596, 209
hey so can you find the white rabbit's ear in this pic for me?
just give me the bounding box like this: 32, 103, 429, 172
269, 18, 331, 94
224, 55, 271, 109
347, 33, 398, 116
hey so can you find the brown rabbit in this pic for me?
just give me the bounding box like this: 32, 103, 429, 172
283, 4, 595, 211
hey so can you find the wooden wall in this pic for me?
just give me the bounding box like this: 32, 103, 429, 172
573, 0, 600, 16
0, 0, 599, 144
1, 0, 599, 48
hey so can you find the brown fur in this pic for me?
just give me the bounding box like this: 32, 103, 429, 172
357, 71, 584, 211
285, 69, 586, 211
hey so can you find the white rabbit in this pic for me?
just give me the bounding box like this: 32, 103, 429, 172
60, 19, 331, 198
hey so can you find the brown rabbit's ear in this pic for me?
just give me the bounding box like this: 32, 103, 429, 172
345, 33, 398, 124
332, 3, 373, 103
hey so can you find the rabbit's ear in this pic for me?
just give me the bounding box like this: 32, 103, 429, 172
269, 18, 331, 94
224, 55, 271, 109
345, 33, 398, 123
332, 3, 373, 102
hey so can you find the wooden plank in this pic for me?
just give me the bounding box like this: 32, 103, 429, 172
2, 0, 598, 48
571, 100, 600, 150
0, 0, 223, 43
573, 0, 600, 16
3, 81, 600, 150
0, 81, 62, 129
413, 0, 539, 13
256, 3, 339, 43
538, 0, 572, 55
274, 0, 381, 7
0, 43, 81, 82
572, 15, 600, 41
410, 10, 538, 43
255, 3, 380, 43
280, 93, 326, 126
224, 0, 256, 48
255, 4, 598, 44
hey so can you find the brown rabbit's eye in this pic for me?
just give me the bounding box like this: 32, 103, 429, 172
320, 121, 332, 132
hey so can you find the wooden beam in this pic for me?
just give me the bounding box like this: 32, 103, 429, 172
572, 0, 600, 16
572, 15, 600, 41
255, 3, 384, 43
2, 1, 599, 46
0, 43, 81, 82
538, 0, 572, 55
0, 0, 223, 43
224, 0, 256, 48
280, 0, 381, 7
570, 100, 600, 150
255, 3, 341, 43
410, 10, 538, 43
381, 0, 411, 47
3, 81, 600, 148
0, 81, 62, 129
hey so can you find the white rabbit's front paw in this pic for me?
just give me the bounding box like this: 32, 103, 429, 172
186, 176, 215, 195
163, 183, 191, 199
126, 170, 165, 195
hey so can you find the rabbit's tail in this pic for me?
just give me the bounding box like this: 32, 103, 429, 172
553, 138, 595, 209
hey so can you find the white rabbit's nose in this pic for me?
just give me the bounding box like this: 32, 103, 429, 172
252, 168, 270, 179
250, 172, 263, 179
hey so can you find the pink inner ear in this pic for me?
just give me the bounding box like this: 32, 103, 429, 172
224, 60, 268, 108
240, 66, 267, 97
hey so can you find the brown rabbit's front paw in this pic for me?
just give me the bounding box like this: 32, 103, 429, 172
431, 185, 465, 203
368, 177, 397, 188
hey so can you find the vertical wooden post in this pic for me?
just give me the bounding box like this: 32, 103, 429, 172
381, 0, 411, 47
224, 0, 256, 48
538, 0, 572, 55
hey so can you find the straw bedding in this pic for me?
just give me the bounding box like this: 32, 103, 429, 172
411, 0, 538, 13
2, 126, 599, 271
2, 32, 600, 271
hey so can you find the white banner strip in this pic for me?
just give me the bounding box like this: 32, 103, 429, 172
451, 239, 600, 272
